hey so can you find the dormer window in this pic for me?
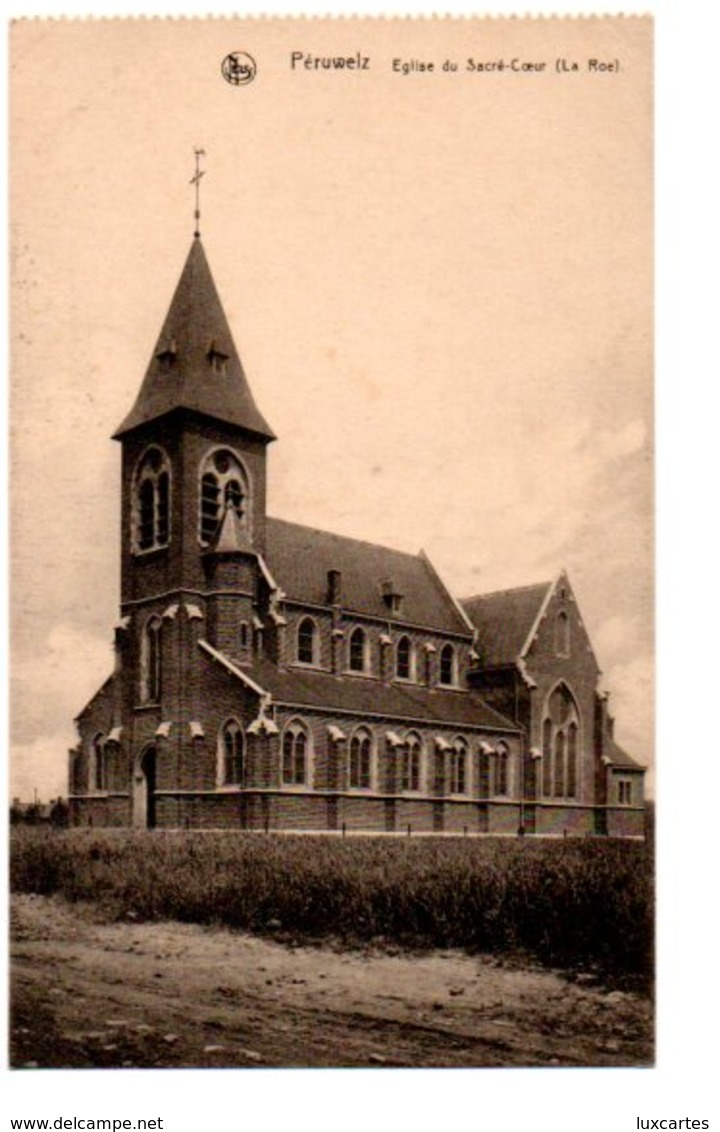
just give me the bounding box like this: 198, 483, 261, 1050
199, 448, 250, 544
156, 338, 177, 368
133, 446, 171, 553
207, 341, 229, 376
381, 580, 404, 616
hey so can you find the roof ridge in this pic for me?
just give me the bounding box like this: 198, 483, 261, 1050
266, 515, 423, 563
461, 580, 553, 604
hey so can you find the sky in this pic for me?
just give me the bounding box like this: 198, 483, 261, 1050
9, 16, 653, 799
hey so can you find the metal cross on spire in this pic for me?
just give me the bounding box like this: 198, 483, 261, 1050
190, 148, 206, 237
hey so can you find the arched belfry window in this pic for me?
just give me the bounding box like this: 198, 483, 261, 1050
133, 447, 170, 552
349, 727, 373, 789
282, 720, 311, 786
199, 448, 250, 544
140, 615, 162, 704
218, 719, 245, 786
541, 683, 580, 800
297, 617, 319, 666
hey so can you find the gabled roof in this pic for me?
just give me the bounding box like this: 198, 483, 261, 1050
240, 656, 520, 733
265, 517, 471, 636
114, 237, 275, 441
461, 581, 553, 667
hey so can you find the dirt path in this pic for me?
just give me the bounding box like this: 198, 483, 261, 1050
10, 895, 652, 1069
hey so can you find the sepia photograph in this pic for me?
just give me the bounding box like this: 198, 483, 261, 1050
9, 14, 653, 1073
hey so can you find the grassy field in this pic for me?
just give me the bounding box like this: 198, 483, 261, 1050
11, 824, 653, 985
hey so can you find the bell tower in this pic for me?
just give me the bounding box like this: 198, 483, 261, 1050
112, 218, 276, 744
114, 232, 275, 602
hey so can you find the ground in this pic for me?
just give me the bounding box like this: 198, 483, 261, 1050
10, 894, 653, 1069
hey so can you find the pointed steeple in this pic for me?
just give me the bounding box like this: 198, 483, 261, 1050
114, 238, 275, 441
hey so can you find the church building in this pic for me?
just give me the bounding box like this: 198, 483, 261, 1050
69, 230, 646, 838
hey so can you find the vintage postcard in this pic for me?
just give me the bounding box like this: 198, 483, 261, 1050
9, 13, 653, 1083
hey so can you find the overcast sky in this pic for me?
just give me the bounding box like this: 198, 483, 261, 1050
10, 17, 653, 799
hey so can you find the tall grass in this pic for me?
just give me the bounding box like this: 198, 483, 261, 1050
11, 829, 653, 982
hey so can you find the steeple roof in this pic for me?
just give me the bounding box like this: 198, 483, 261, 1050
114, 237, 275, 441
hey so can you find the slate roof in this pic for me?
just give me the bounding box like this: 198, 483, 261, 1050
265, 517, 471, 636
461, 582, 552, 667
239, 655, 519, 733
114, 238, 275, 441
605, 737, 645, 770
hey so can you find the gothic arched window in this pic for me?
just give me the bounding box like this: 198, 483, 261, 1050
282, 720, 310, 786
219, 719, 245, 786
494, 741, 510, 797
450, 737, 468, 795
349, 627, 367, 673
133, 447, 170, 552
297, 617, 318, 666
396, 635, 413, 680
349, 727, 373, 789
91, 733, 106, 792
199, 448, 250, 544
402, 733, 423, 792
439, 643, 456, 686
140, 615, 162, 704
541, 683, 581, 800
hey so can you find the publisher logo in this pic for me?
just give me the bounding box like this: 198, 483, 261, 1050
221, 52, 257, 86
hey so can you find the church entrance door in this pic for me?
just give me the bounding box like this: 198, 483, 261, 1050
133, 745, 158, 829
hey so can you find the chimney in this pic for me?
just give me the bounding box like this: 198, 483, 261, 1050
327, 569, 342, 605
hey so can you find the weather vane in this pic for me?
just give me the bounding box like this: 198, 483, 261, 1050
190, 148, 206, 237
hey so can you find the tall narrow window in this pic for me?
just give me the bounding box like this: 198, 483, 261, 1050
450, 738, 468, 795
542, 717, 553, 796
566, 722, 578, 798
349, 627, 367, 673
494, 742, 509, 796
555, 611, 570, 657
282, 721, 310, 786
402, 734, 422, 792
297, 617, 318, 665
133, 447, 171, 552
349, 728, 373, 789
553, 732, 566, 797
141, 615, 162, 704
220, 720, 245, 786
396, 636, 412, 680
91, 733, 106, 792
199, 449, 250, 544
439, 644, 456, 686
618, 780, 633, 805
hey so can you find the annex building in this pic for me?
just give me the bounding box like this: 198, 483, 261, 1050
69, 232, 646, 838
